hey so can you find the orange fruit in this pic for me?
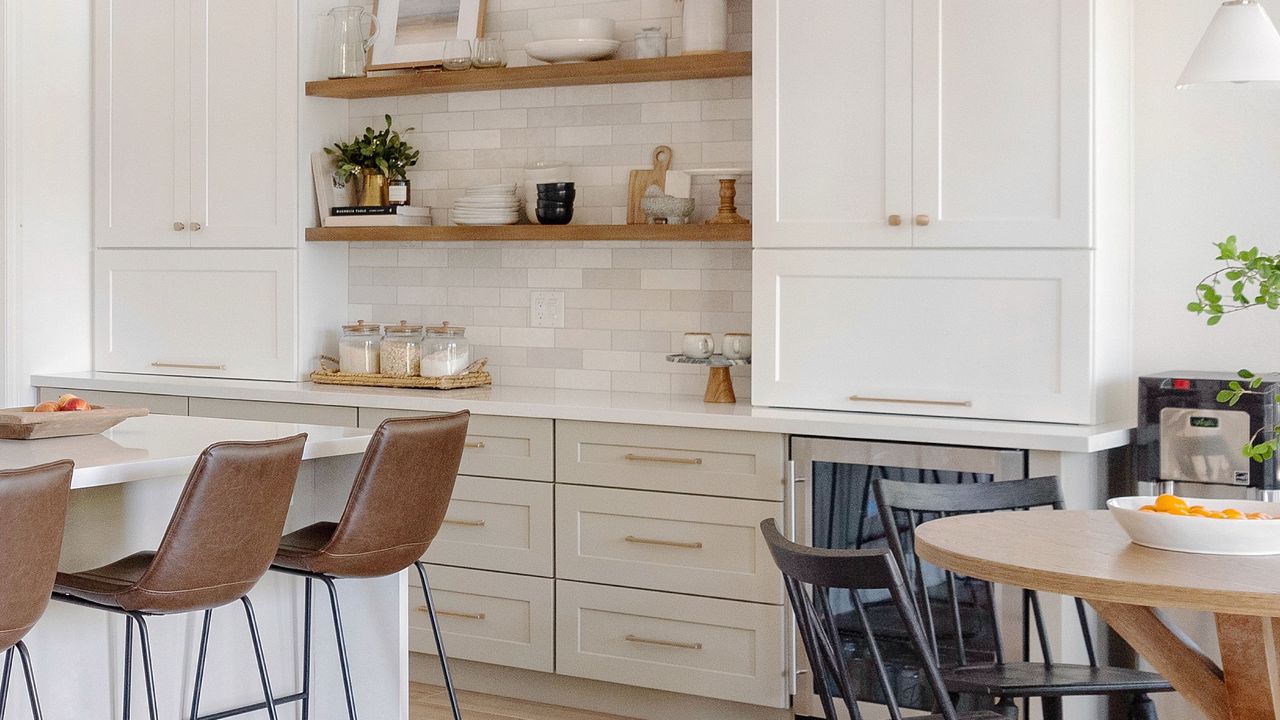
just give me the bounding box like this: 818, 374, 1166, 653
1165, 507, 1192, 516
1222, 508, 1247, 520
1155, 494, 1188, 513
1139, 505, 1157, 513
1248, 512, 1272, 520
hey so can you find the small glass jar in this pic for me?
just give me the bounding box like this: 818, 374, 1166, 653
422, 322, 471, 377
339, 321, 381, 374
636, 27, 667, 59
388, 177, 411, 206
380, 320, 424, 377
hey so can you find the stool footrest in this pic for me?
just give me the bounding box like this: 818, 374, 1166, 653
196, 691, 306, 720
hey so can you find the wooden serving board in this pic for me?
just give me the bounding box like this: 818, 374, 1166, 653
627, 145, 673, 224
0, 405, 150, 440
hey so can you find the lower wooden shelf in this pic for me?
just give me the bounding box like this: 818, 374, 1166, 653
305, 224, 752, 242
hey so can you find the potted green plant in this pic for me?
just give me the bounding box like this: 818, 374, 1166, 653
324, 114, 421, 206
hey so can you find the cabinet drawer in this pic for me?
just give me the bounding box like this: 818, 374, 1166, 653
94, 250, 296, 381
556, 485, 781, 603
410, 565, 553, 673
359, 410, 553, 482
427, 475, 553, 577
556, 421, 785, 500
37, 388, 188, 416
187, 398, 357, 427
556, 581, 787, 708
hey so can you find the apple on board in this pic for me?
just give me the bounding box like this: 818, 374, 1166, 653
33, 402, 59, 412
61, 398, 91, 412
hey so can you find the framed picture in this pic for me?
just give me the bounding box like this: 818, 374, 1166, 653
368, 0, 488, 71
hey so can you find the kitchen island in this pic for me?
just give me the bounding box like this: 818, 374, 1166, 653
4, 415, 405, 720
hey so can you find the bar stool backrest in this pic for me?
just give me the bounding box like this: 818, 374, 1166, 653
135, 434, 308, 612
321, 411, 470, 578
0, 460, 74, 651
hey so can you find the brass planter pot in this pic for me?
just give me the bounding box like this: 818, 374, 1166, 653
356, 169, 389, 206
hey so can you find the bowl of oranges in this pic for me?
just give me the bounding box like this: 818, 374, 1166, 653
1108, 494, 1280, 555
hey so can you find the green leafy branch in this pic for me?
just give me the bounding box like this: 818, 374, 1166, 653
323, 114, 420, 183
1214, 369, 1279, 462
1187, 236, 1280, 326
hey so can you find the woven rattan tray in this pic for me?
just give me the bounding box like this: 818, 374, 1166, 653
311, 357, 491, 390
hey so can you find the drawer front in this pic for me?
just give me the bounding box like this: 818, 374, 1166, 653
410, 565, 553, 673
187, 398, 357, 427
359, 410, 553, 482
556, 581, 787, 708
556, 485, 782, 603
556, 421, 785, 500
427, 475, 553, 577
37, 387, 188, 416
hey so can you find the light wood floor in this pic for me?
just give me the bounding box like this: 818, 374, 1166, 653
411, 683, 639, 720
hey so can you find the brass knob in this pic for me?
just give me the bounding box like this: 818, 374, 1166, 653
888, 214, 903, 227
173, 222, 185, 231
915, 214, 931, 227
191, 222, 203, 231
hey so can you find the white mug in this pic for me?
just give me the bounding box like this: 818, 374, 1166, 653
682, 332, 714, 359
723, 333, 752, 360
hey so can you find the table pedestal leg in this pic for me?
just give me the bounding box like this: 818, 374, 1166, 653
1217, 614, 1280, 719
703, 367, 736, 403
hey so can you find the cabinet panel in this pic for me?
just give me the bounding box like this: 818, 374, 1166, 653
426, 475, 554, 577
94, 0, 189, 248
37, 388, 189, 416
912, 0, 1090, 248
754, 0, 911, 248
752, 249, 1094, 423
187, 398, 356, 426
359, 410, 554, 482
94, 250, 297, 380
189, 0, 297, 248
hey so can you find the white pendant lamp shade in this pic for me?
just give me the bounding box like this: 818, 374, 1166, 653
1178, 0, 1280, 87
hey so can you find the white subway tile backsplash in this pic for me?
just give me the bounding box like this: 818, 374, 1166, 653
448, 91, 503, 112
501, 327, 557, 347
528, 268, 584, 288
640, 101, 702, 123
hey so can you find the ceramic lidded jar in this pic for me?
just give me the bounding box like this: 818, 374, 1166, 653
679, 0, 728, 55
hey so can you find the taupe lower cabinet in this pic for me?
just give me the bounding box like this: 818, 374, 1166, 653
29, 389, 790, 708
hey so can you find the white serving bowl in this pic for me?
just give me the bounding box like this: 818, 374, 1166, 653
525, 38, 621, 64
1108, 496, 1280, 555
531, 18, 616, 42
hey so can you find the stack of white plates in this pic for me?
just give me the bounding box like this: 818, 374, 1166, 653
452, 184, 521, 226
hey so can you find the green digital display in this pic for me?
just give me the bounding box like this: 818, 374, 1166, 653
1190, 416, 1220, 429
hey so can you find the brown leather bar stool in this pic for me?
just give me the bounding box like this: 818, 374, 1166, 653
0, 460, 75, 720
203, 412, 470, 720
52, 434, 307, 720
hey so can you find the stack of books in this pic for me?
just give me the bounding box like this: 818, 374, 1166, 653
323, 205, 434, 228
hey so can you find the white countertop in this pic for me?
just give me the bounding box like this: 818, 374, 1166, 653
32, 372, 1134, 454
0, 413, 373, 490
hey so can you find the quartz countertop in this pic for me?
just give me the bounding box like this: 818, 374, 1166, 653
32, 372, 1134, 454
0, 413, 373, 490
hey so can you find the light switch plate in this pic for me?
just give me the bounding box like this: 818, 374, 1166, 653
531, 291, 565, 328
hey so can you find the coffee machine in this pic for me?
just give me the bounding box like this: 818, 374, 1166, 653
1136, 372, 1280, 500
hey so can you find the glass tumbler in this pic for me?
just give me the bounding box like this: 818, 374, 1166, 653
472, 38, 506, 69
443, 40, 473, 70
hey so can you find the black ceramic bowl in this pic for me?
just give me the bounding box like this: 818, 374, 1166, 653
536, 204, 574, 225
537, 189, 577, 203
536, 182, 575, 193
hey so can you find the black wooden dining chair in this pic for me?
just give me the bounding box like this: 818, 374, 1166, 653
873, 476, 1172, 720
761, 518, 1003, 720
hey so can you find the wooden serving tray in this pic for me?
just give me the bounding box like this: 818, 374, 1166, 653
0, 405, 150, 440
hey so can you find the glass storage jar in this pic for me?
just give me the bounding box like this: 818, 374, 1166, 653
380, 320, 424, 377
422, 322, 471, 377
339, 321, 381, 374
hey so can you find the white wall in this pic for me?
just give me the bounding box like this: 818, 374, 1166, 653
4, 0, 93, 404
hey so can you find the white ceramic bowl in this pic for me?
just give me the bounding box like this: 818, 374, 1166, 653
531, 18, 616, 42
1108, 496, 1280, 555
525, 39, 621, 64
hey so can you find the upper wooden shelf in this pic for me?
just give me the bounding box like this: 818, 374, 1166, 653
306, 52, 752, 99
306, 223, 751, 243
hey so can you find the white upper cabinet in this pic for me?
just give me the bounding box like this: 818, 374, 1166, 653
755, 0, 1107, 249
95, 0, 297, 249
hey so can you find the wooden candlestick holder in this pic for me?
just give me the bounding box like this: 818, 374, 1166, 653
708, 178, 749, 225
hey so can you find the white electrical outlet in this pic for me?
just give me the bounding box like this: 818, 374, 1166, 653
531, 291, 565, 328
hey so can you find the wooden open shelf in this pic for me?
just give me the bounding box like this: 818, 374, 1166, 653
306, 52, 752, 99
306, 223, 751, 242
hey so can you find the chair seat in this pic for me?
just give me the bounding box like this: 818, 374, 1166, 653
272, 521, 429, 579
912, 712, 1005, 719
943, 662, 1173, 697
54, 552, 154, 607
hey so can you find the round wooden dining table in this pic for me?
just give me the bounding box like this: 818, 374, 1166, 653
916, 510, 1280, 720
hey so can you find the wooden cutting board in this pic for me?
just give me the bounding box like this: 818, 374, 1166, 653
627, 145, 673, 224
0, 405, 149, 440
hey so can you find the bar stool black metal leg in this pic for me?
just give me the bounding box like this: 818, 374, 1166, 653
130, 613, 160, 720
301, 578, 313, 720
123, 616, 133, 720
191, 609, 213, 720
241, 597, 280, 720
319, 577, 358, 720
15, 641, 43, 720
0, 645, 14, 719
415, 562, 461, 720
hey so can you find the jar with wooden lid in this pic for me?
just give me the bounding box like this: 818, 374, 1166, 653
381, 320, 424, 377
339, 321, 381, 374
422, 322, 471, 377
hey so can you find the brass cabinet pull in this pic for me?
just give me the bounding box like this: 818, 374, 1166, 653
848, 395, 972, 408
152, 362, 227, 370
888, 214, 903, 226
625, 634, 703, 651
417, 607, 485, 620
191, 222, 203, 231
625, 535, 704, 550
443, 518, 486, 527
915, 214, 931, 226
173, 222, 186, 231
464, 441, 486, 449
623, 453, 703, 465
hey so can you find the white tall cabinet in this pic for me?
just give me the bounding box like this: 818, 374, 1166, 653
753, 0, 1134, 424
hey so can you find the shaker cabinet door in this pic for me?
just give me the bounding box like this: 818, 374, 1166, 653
94, 250, 297, 380
188, 0, 298, 248
753, 0, 912, 248
94, 0, 191, 248
752, 249, 1095, 423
